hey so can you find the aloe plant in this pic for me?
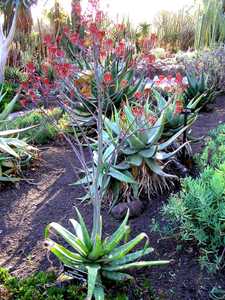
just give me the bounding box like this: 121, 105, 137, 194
0, 90, 36, 182
75, 103, 189, 205
62, 51, 145, 131
45, 209, 169, 300
184, 71, 217, 110
152, 89, 198, 137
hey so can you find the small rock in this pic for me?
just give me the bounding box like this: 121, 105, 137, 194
111, 203, 128, 220
111, 199, 144, 220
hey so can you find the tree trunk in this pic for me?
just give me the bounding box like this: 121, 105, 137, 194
0, 46, 9, 83
0, 7, 18, 84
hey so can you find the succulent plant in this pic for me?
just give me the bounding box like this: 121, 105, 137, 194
45, 209, 169, 300
75, 103, 189, 206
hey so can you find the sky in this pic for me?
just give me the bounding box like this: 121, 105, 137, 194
32, 0, 195, 25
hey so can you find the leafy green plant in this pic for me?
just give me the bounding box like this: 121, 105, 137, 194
0, 90, 36, 182
196, 124, 225, 170
4, 66, 27, 84
0, 268, 86, 300
154, 8, 195, 52
0, 82, 21, 112
195, 0, 225, 49
45, 209, 169, 300
45, 9, 170, 300
76, 102, 189, 205
163, 163, 225, 272
61, 51, 145, 131
184, 71, 217, 110
1, 108, 67, 145
153, 89, 198, 137
180, 46, 225, 93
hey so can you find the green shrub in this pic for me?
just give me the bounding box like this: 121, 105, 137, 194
0, 268, 151, 300
196, 124, 225, 170
0, 82, 21, 112
0, 268, 86, 300
1, 108, 68, 145
4, 66, 27, 84
163, 163, 225, 272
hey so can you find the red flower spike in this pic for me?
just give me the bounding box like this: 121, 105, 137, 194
26, 62, 35, 73
70, 33, 79, 45
176, 73, 183, 84
115, 41, 125, 57
175, 100, 184, 114
103, 72, 113, 84
121, 79, 128, 88
134, 91, 142, 100
43, 35, 52, 46
148, 115, 157, 125
63, 26, 70, 35
56, 49, 65, 58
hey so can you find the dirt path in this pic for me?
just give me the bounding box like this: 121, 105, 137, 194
1, 96, 225, 299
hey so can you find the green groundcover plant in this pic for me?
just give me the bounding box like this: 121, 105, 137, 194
1, 108, 69, 145
162, 161, 225, 272
0, 267, 159, 300
195, 124, 225, 170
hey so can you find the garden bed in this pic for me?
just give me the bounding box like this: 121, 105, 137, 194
1, 95, 225, 299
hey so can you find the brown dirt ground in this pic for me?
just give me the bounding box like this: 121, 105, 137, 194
1, 96, 225, 299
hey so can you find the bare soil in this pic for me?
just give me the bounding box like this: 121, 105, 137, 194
1, 96, 225, 299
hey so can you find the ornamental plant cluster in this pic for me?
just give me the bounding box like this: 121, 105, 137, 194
163, 125, 225, 272
0, 0, 224, 299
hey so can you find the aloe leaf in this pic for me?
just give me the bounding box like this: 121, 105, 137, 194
124, 105, 135, 124
122, 147, 137, 155
87, 265, 100, 300
103, 144, 115, 162
88, 235, 104, 260
104, 210, 129, 253
0, 138, 19, 158
73, 175, 93, 186
46, 239, 84, 263
0, 93, 19, 121
155, 142, 189, 161
107, 233, 148, 262
103, 260, 170, 272
147, 112, 165, 145
158, 125, 189, 151
139, 146, 157, 158
102, 271, 133, 281
45, 222, 88, 256
108, 247, 154, 266
153, 89, 167, 111
113, 162, 130, 170
145, 159, 177, 178
127, 134, 146, 150
109, 167, 137, 184
75, 208, 92, 251
0, 125, 38, 137
0, 176, 20, 182
126, 154, 143, 166
104, 117, 120, 135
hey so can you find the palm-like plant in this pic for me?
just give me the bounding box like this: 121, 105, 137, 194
45, 209, 169, 300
